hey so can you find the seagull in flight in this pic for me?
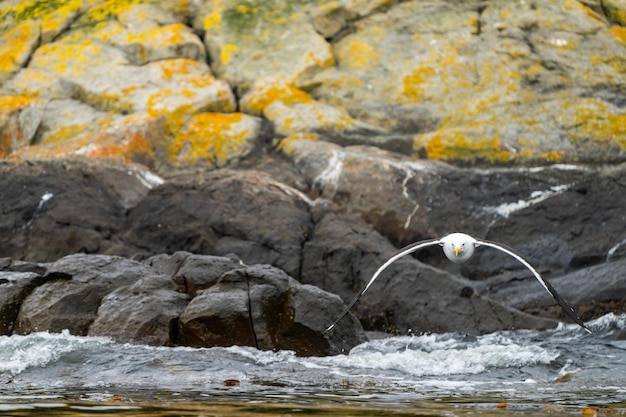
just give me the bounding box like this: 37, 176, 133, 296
326, 233, 592, 334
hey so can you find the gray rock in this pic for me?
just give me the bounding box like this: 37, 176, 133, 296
475, 257, 626, 323
0, 159, 162, 262
89, 274, 188, 346
178, 264, 366, 356
120, 169, 313, 278
14, 254, 149, 335
0, 271, 45, 335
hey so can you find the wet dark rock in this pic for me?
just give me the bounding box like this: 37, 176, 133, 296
0, 271, 45, 335
0, 156, 623, 340
3, 249, 364, 354
178, 264, 366, 356
0, 159, 161, 262
119, 169, 313, 278
475, 257, 626, 324
14, 254, 149, 335
147, 251, 245, 297
89, 274, 188, 346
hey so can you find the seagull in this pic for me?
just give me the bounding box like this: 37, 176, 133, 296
325, 232, 592, 334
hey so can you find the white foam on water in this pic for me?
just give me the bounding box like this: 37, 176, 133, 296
0, 330, 111, 377
315, 332, 559, 378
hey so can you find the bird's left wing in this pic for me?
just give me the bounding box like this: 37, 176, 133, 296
477, 239, 592, 334
325, 238, 441, 332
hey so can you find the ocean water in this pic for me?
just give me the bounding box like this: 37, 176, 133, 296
0, 313, 624, 416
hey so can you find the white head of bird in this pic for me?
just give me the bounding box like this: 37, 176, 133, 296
441, 233, 477, 263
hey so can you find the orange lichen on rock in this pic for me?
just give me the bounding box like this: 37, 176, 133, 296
242, 82, 314, 116
170, 112, 260, 167
610, 26, 626, 44
414, 129, 514, 164
10, 114, 161, 167
0, 96, 41, 156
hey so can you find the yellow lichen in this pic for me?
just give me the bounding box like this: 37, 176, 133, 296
170, 112, 255, 166
243, 82, 314, 115
610, 26, 626, 44
0, 21, 40, 79
336, 39, 379, 68
220, 44, 239, 65
415, 130, 513, 163
0, 95, 39, 110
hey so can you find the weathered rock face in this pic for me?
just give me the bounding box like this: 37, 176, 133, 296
0, 157, 624, 337
0, 0, 624, 166
119, 169, 313, 278
281, 139, 626, 278
178, 263, 364, 355
0, 158, 163, 262
0, 0, 624, 343
1, 251, 366, 355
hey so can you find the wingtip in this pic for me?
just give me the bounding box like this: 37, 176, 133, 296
324, 324, 335, 333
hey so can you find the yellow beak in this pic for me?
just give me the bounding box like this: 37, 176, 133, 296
454, 246, 461, 256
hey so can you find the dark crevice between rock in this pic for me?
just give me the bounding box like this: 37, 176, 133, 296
244, 271, 260, 350
473, 4, 488, 36
1, 267, 72, 336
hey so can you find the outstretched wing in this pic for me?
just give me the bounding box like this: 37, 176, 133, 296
325, 238, 441, 332
477, 239, 592, 334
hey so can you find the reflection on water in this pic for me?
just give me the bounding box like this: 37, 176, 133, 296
0, 314, 624, 416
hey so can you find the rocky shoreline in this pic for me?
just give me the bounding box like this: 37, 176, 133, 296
1, 157, 625, 354
1, 0, 625, 354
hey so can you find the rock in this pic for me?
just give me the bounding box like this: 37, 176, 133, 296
85, 20, 206, 65
602, 0, 626, 25
240, 80, 378, 137
0, 21, 40, 83
144, 251, 245, 297
169, 112, 264, 168
175, 253, 243, 297
475, 257, 626, 323
281, 139, 626, 278
0, 96, 42, 157
0, 159, 163, 261
178, 264, 366, 356
2, 249, 364, 354
0, 271, 46, 335
14, 254, 147, 335
307, 0, 626, 163
120, 169, 313, 278
194, 0, 334, 92
12, 112, 163, 168
0, 0, 84, 44
89, 274, 188, 346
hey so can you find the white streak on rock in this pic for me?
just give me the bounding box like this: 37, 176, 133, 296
314, 150, 344, 188
486, 184, 570, 218
128, 166, 164, 189
607, 238, 626, 262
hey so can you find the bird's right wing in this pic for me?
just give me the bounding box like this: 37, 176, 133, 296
478, 239, 592, 334
325, 238, 441, 332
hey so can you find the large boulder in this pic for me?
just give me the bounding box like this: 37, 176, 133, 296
0, 158, 163, 262
14, 254, 148, 335
89, 274, 189, 346
119, 169, 313, 278
178, 264, 366, 356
